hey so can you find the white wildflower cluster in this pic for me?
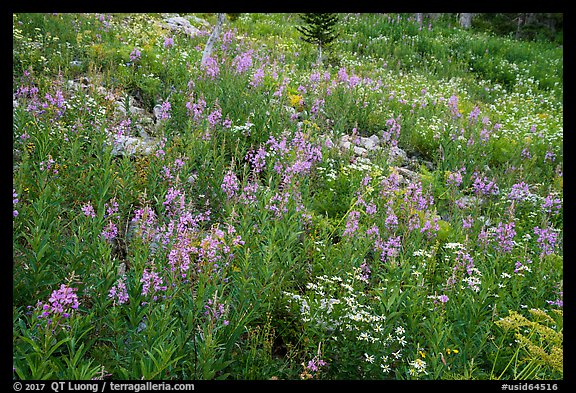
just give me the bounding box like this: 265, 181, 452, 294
284, 268, 410, 377
316, 157, 338, 181
407, 358, 428, 377
462, 267, 482, 292
342, 157, 386, 181
230, 121, 254, 137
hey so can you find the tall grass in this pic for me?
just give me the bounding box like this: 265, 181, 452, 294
13, 12, 562, 381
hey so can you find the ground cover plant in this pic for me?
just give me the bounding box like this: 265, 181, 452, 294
12, 12, 563, 381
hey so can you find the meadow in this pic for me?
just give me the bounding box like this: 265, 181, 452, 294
12, 13, 563, 381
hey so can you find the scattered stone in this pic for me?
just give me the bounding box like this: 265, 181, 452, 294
339, 140, 352, 151
107, 134, 160, 157
359, 135, 380, 150
353, 146, 368, 156
387, 145, 409, 166
163, 16, 201, 37
114, 96, 146, 117
392, 166, 421, 185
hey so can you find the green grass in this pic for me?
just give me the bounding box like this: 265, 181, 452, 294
12, 12, 562, 381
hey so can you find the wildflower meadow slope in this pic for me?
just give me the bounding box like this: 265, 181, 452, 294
13, 13, 562, 381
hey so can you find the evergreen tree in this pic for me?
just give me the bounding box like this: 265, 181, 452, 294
296, 13, 339, 65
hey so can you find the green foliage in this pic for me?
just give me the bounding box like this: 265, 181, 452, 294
296, 13, 339, 48
12, 12, 563, 381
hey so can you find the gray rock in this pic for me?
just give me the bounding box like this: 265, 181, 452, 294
114, 96, 146, 117
353, 146, 368, 156
107, 134, 160, 157
340, 140, 352, 150
164, 16, 201, 37
387, 146, 408, 166
359, 136, 379, 150
393, 167, 421, 184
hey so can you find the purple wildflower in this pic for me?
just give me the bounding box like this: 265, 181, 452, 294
221, 170, 240, 199
337, 67, 349, 83
245, 147, 267, 173
448, 95, 461, 118
343, 210, 360, 237
239, 179, 259, 205
37, 284, 79, 321
81, 203, 96, 218
250, 66, 265, 87
233, 50, 253, 74
468, 106, 480, 122
101, 221, 118, 241
157, 100, 171, 120
533, 226, 558, 257
129, 47, 141, 62
201, 56, 220, 79
492, 221, 516, 253
472, 172, 499, 196
207, 108, 222, 128
186, 97, 206, 121
164, 36, 174, 48
140, 268, 167, 301
542, 194, 562, 215
108, 277, 129, 305
507, 182, 531, 201
13, 189, 19, 218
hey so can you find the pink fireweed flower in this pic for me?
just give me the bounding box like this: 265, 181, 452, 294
232, 50, 253, 74
250, 66, 265, 87
207, 108, 222, 128
245, 147, 267, 173
13, 189, 19, 218
462, 215, 473, 229
492, 221, 516, 253
472, 172, 499, 196
105, 198, 119, 218
533, 226, 558, 257
129, 47, 141, 62
108, 277, 129, 305
37, 284, 79, 320
157, 100, 171, 120
239, 179, 258, 205
164, 36, 174, 48
542, 194, 562, 215
221, 170, 240, 199
186, 97, 206, 121
204, 297, 229, 325
375, 235, 402, 262
201, 56, 220, 79
101, 221, 118, 241
140, 269, 167, 301
507, 182, 531, 201
343, 210, 360, 237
